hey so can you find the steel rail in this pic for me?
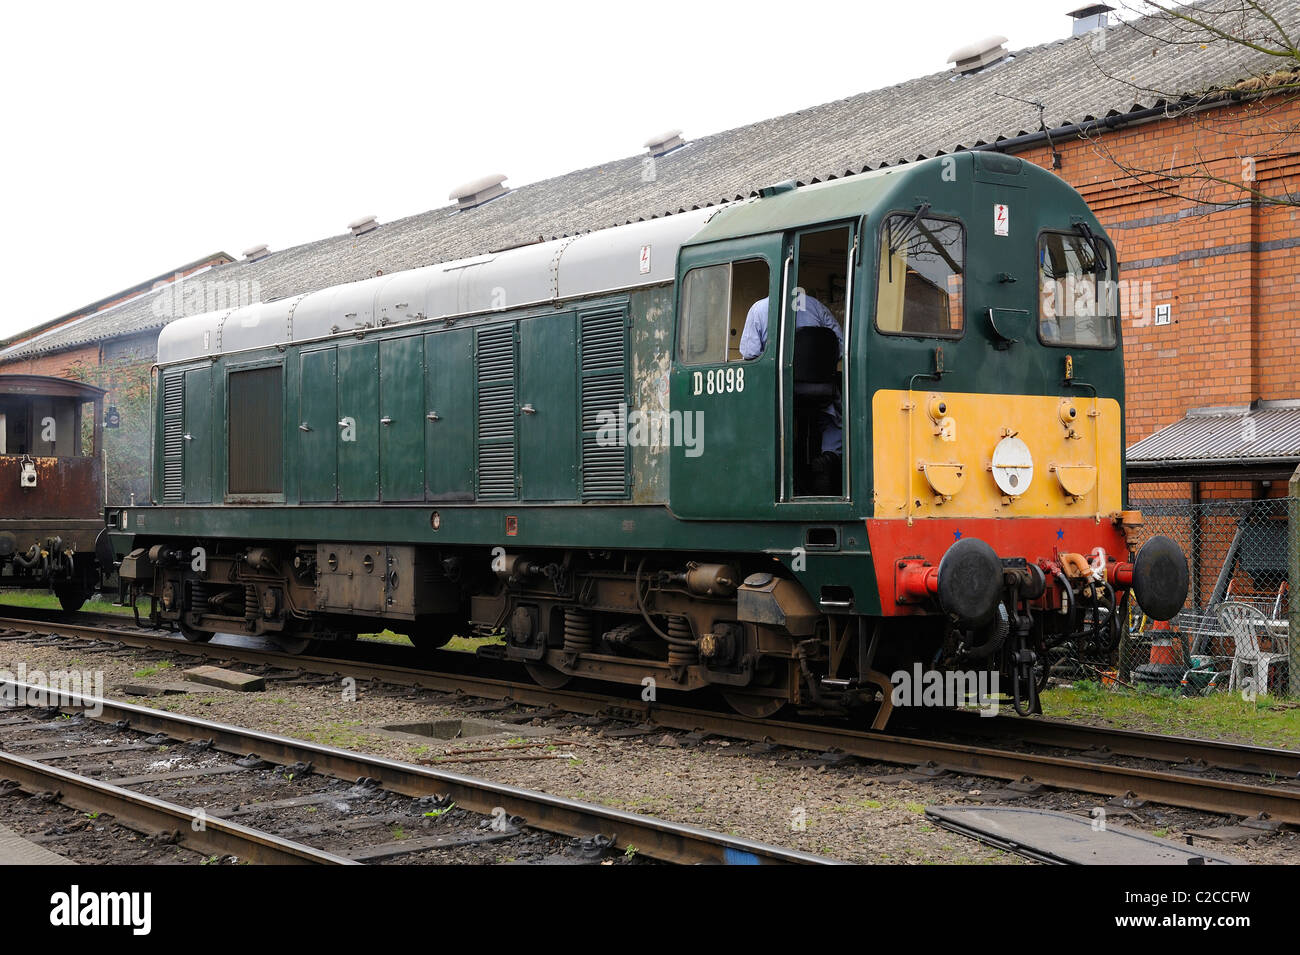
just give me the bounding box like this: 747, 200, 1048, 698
902, 709, 1300, 779
0, 680, 835, 866
5, 615, 1300, 824
0, 746, 356, 865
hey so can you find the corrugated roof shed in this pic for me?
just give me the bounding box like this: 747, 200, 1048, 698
7, 1, 1296, 361
1127, 400, 1300, 471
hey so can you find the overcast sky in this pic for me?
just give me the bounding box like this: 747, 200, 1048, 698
0, 1, 1118, 339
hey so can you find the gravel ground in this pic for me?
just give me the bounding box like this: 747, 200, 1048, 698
4, 638, 1294, 864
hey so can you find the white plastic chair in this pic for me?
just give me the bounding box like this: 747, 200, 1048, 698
1217, 602, 1289, 696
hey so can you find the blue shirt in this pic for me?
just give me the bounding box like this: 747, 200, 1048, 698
739, 296, 843, 360
739, 295, 843, 454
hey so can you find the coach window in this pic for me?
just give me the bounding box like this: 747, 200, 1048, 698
1038, 231, 1118, 348
227, 365, 284, 496
678, 260, 771, 364
876, 214, 964, 337
0, 395, 100, 456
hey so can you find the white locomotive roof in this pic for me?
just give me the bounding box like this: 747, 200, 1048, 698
157, 207, 718, 365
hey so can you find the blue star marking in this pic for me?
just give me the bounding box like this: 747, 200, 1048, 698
953, 530, 963, 541
1056, 528, 1066, 540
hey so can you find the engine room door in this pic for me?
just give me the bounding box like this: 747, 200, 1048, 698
669, 236, 781, 519
517, 313, 578, 501
337, 340, 379, 502
424, 327, 475, 501
298, 347, 338, 502
183, 365, 212, 504
379, 335, 425, 502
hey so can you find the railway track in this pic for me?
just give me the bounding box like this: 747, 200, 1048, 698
0, 678, 833, 866
0, 739, 356, 864
3, 611, 1299, 829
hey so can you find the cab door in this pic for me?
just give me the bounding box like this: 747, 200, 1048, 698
778, 221, 858, 507
669, 236, 781, 520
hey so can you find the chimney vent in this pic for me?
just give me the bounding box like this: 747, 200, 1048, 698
643, 129, 685, 157
449, 174, 509, 211
947, 35, 1010, 74
349, 214, 378, 236
1068, 3, 1113, 35
242, 243, 270, 262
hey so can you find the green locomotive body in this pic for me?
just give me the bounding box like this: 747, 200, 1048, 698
110, 153, 1187, 720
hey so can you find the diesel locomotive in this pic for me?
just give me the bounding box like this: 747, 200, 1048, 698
108, 152, 1188, 722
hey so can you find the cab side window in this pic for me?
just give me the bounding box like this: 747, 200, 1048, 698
1038, 231, 1118, 348
678, 260, 770, 364
876, 214, 964, 337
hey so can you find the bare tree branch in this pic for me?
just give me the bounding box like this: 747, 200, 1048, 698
1077, 0, 1300, 207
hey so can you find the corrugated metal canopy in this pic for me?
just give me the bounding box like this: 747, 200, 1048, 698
1127, 400, 1300, 469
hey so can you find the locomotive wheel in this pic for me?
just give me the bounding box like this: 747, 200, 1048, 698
54, 584, 88, 613
722, 691, 784, 719
273, 635, 319, 655
408, 628, 454, 651
177, 619, 215, 643
408, 613, 464, 651
525, 661, 571, 689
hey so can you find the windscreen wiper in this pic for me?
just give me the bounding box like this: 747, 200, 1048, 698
1072, 221, 1106, 276
889, 203, 932, 257
887, 202, 932, 282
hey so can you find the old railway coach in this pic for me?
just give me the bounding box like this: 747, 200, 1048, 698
111, 153, 1187, 723
0, 374, 106, 610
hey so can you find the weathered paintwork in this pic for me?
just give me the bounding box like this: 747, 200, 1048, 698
0, 375, 105, 603
120, 153, 1128, 625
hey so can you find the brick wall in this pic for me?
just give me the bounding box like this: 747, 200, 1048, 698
1014, 95, 1300, 447
0, 344, 101, 378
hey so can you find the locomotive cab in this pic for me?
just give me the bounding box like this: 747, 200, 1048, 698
667, 152, 1187, 717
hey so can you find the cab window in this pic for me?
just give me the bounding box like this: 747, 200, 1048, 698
1038, 231, 1118, 348
678, 260, 770, 364
876, 214, 964, 337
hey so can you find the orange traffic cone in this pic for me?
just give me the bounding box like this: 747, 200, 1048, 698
1149, 619, 1178, 665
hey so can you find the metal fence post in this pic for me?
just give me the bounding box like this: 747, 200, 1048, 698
1290, 465, 1300, 697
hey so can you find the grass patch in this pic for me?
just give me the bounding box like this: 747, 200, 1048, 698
132, 661, 173, 679
301, 720, 367, 748
1042, 681, 1300, 747
359, 629, 503, 654
0, 590, 134, 616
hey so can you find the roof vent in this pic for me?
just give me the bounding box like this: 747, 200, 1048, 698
947, 35, 1010, 74
349, 214, 378, 236
643, 129, 685, 157
1068, 3, 1113, 35
449, 174, 508, 211
242, 243, 270, 262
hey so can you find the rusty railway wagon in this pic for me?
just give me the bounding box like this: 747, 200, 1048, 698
0, 374, 106, 610
108, 153, 1187, 722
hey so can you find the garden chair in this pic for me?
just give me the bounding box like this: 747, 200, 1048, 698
1216, 601, 1289, 696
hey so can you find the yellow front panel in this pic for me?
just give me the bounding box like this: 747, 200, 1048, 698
871, 389, 1122, 520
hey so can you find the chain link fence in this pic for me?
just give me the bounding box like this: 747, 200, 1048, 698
1052, 482, 1295, 697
